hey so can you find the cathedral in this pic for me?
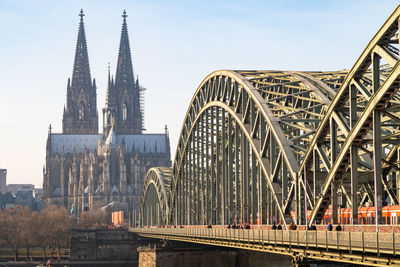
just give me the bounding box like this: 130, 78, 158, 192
43, 10, 171, 215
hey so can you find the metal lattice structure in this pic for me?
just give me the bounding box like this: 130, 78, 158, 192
140, 167, 172, 226
140, 5, 400, 229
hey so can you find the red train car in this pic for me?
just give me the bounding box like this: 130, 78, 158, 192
292, 205, 400, 225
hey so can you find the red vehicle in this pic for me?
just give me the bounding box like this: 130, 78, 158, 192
291, 205, 400, 225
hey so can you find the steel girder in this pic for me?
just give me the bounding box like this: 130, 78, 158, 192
140, 167, 172, 226
302, 6, 400, 226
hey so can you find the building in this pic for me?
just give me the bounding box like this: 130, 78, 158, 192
6, 184, 34, 196
0, 169, 6, 194
5, 184, 43, 210
0, 192, 14, 209
43, 10, 171, 215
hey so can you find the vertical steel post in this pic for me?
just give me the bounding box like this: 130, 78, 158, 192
216, 106, 221, 224
206, 108, 210, 224
393, 232, 396, 256
228, 114, 234, 225
313, 149, 319, 205
362, 231, 365, 253
200, 114, 205, 225
211, 107, 216, 225
235, 121, 241, 224
349, 231, 352, 253
244, 137, 249, 224
304, 168, 308, 230
252, 146, 258, 226
330, 117, 338, 224
372, 52, 383, 231
350, 83, 359, 225
221, 108, 226, 225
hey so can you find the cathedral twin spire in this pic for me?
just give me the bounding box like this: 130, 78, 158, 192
106, 10, 143, 136
72, 9, 92, 91
63, 9, 97, 134
115, 10, 134, 90
63, 9, 142, 136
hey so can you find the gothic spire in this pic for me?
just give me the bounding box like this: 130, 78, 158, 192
71, 9, 92, 91
63, 9, 98, 134
111, 10, 143, 134
105, 63, 114, 108
115, 10, 134, 88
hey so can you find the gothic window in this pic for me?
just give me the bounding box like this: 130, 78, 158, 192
79, 102, 85, 120
122, 103, 128, 121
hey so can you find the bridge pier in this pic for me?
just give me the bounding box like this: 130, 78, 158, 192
137, 242, 294, 267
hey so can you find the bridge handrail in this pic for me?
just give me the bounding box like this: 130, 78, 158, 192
131, 227, 399, 256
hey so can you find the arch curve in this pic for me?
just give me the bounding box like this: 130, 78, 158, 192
168, 70, 346, 227
140, 167, 172, 226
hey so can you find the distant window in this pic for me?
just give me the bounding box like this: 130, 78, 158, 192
122, 103, 127, 121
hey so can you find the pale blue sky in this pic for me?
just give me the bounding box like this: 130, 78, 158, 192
0, 0, 398, 187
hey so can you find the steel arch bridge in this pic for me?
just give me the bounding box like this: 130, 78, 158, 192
141, 5, 400, 230
140, 167, 172, 226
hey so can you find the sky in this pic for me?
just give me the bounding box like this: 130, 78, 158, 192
0, 0, 398, 188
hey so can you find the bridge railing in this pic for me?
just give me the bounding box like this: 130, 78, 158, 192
132, 227, 400, 256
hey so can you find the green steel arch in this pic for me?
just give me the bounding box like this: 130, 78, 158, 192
140, 167, 172, 226
168, 70, 346, 228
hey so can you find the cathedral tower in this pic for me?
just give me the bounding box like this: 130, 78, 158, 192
44, 10, 171, 216
63, 9, 98, 134
110, 10, 143, 135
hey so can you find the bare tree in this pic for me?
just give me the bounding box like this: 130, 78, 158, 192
19, 207, 38, 261
0, 205, 72, 262
39, 205, 71, 260
36, 210, 50, 259
0, 206, 24, 261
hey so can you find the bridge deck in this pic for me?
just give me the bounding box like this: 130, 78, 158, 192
131, 227, 400, 266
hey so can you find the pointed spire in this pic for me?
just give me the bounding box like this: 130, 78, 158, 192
63, 9, 98, 134
135, 75, 139, 89
115, 10, 134, 88
71, 9, 91, 92
105, 63, 114, 108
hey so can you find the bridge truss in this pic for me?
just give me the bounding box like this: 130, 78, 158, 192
140, 167, 172, 226
141, 5, 400, 229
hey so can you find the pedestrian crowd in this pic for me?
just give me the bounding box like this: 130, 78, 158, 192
199, 221, 344, 231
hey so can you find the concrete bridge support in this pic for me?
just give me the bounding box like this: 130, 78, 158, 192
138, 245, 294, 267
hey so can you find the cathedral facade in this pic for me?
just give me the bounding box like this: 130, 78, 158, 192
43, 10, 171, 215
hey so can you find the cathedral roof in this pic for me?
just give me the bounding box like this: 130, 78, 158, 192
117, 134, 168, 153
50, 133, 168, 154
51, 134, 101, 154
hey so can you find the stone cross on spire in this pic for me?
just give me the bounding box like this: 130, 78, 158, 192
79, 9, 85, 19
122, 10, 128, 20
